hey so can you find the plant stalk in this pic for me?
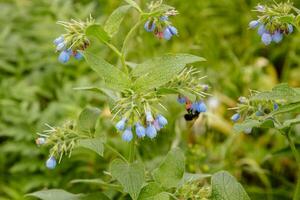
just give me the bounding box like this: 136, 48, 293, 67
285, 128, 300, 200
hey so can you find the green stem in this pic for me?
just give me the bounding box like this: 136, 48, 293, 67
104, 143, 128, 163
104, 41, 122, 58
128, 136, 136, 163
285, 129, 300, 200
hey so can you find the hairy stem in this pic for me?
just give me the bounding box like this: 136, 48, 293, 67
285, 128, 300, 200
128, 135, 136, 163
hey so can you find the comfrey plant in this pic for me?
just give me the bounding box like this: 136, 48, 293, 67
230, 83, 300, 200
249, 1, 300, 45
29, 1, 247, 200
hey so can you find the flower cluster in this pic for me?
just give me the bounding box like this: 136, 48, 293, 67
115, 110, 168, 142
249, 3, 295, 45
35, 121, 81, 169
230, 96, 279, 133
178, 96, 207, 121
144, 5, 178, 40
53, 17, 94, 63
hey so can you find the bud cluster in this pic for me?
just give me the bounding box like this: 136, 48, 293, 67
230, 95, 279, 133
35, 121, 84, 169
249, 2, 296, 45
176, 182, 211, 200
53, 16, 94, 63
144, 1, 178, 40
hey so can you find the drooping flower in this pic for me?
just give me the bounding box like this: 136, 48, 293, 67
146, 124, 157, 139
46, 156, 57, 169
36, 137, 46, 146
257, 25, 266, 36
160, 16, 169, 21
231, 113, 240, 122
163, 26, 178, 40
261, 33, 272, 45
238, 96, 248, 104
156, 114, 168, 127
122, 127, 133, 142
135, 123, 146, 138
249, 20, 259, 29
146, 111, 154, 123
153, 119, 162, 131
274, 103, 279, 110
177, 96, 186, 104
191, 101, 207, 113
116, 118, 126, 131
56, 42, 66, 51
272, 31, 283, 43
74, 51, 83, 60
58, 50, 71, 63
144, 21, 156, 32
53, 35, 64, 45
288, 24, 294, 34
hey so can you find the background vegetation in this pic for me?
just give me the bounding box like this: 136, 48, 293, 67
0, 0, 300, 199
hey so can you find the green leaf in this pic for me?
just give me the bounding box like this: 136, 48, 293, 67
138, 182, 167, 200
86, 24, 110, 43
26, 189, 82, 200
211, 171, 250, 200
124, 0, 142, 12
132, 54, 205, 91
250, 83, 300, 103
80, 192, 110, 200
84, 52, 132, 91
104, 5, 131, 37
77, 138, 104, 156
277, 14, 295, 23
153, 148, 185, 189
277, 118, 300, 130
110, 159, 146, 200
233, 119, 260, 133
77, 107, 101, 134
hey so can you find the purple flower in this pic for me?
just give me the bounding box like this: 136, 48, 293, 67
160, 16, 169, 21
288, 24, 293, 34
36, 137, 46, 146
249, 20, 259, 29
156, 114, 168, 127
192, 101, 207, 113
122, 127, 133, 142
274, 103, 279, 110
231, 113, 240, 122
261, 33, 272, 45
74, 51, 83, 60
146, 124, 157, 139
146, 111, 154, 123
272, 31, 283, 43
58, 50, 71, 63
53, 36, 64, 45
153, 120, 162, 131
238, 96, 248, 104
46, 156, 57, 169
163, 26, 178, 40
144, 21, 156, 32
258, 25, 266, 36
177, 96, 186, 104
56, 42, 66, 51
135, 123, 145, 138
116, 118, 126, 131
256, 5, 265, 12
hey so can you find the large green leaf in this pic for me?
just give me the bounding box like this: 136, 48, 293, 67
153, 148, 185, 189
138, 182, 169, 200
80, 192, 110, 200
77, 138, 104, 156
110, 159, 146, 200
26, 189, 82, 200
211, 171, 250, 200
132, 54, 205, 91
77, 107, 101, 134
250, 83, 300, 103
84, 52, 132, 91
86, 24, 110, 43
104, 5, 131, 37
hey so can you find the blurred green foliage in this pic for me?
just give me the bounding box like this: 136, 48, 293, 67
0, 0, 300, 199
